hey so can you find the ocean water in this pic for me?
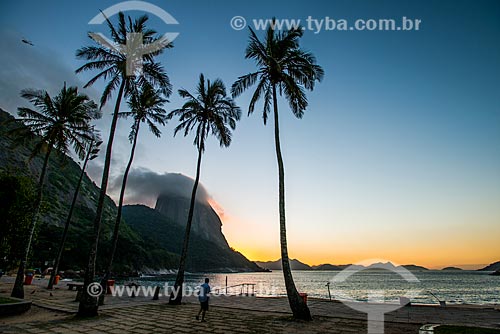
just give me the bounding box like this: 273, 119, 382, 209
134, 270, 500, 305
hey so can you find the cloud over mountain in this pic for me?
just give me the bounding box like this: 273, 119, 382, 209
109, 167, 210, 207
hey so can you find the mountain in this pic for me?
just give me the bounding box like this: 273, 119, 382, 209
0, 108, 170, 274
478, 261, 500, 272
366, 262, 398, 270
0, 108, 262, 274
329, 263, 428, 271
155, 194, 229, 249
401, 264, 429, 271
312, 264, 342, 270
255, 259, 312, 270
253, 259, 430, 271
122, 205, 262, 272
442, 266, 463, 271
337, 264, 365, 270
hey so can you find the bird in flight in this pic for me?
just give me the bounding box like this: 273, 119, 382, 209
21, 38, 34, 46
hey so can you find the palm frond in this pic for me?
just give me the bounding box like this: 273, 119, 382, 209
14, 84, 99, 162
99, 74, 121, 108
281, 74, 308, 118
232, 20, 324, 124
76, 12, 172, 109
170, 74, 240, 151
231, 72, 260, 97
125, 81, 168, 142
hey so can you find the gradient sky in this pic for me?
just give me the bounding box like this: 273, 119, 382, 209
1, 0, 499, 269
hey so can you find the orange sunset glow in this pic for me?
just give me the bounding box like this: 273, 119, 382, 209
219, 204, 500, 270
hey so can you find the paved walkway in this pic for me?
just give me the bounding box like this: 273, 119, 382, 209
1, 278, 499, 333
1, 303, 421, 334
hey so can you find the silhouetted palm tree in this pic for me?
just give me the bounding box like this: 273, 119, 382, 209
103, 83, 168, 291
75, 12, 171, 316
231, 23, 323, 320
10, 84, 98, 298
168, 74, 241, 304
48, 134, 102, 290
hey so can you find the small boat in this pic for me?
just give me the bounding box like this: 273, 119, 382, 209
140, 274, 155, 278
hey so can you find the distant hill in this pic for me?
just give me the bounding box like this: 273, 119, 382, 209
366, 262, 398, 270
357, 262, 429, 271
478, 261, 500, 272
312, 264, 342, 271
253, 259, 431, 272
340, 262, 429, 271
442, 267, 463, 271
401, 264, 429, 271
337, 264, 364, 270
255, 259, 312, 270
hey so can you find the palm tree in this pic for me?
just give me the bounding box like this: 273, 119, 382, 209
231, 23, 323, 320
47, 134, 102, 290
10, 84, 98, 299
101, 83, 168, 295
168, 74, 241, 304
75, 12, 171, 316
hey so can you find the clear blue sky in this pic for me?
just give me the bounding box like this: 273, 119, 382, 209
1, 0, 499, 268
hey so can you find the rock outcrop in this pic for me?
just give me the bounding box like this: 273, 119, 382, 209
478, 261, 500, 272
155, 194, 229, 249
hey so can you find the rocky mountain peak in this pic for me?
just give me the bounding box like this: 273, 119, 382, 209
154, 193, 229, 249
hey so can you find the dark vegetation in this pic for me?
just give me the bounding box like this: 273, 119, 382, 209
0, 109, 258, 275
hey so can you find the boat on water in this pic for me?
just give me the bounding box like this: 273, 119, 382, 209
139, 269, 178, 278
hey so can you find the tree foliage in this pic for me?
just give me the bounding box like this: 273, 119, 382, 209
0, 174, 36, 270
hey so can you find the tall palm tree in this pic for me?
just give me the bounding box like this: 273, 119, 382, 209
101, 83, 168, 294
75, 12, 171, 316
10, 84, 98, 299
47, 134, 102, 290
168, 74, 241, 304
231, 23, 323, 320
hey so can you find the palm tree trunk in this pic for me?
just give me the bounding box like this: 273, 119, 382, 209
272, 85, 312, 320
78, 80, 125, 317
48, 140, 93, 290
12, 143, 53, 299
99, 121, 140, 303
169, 129, 205, 305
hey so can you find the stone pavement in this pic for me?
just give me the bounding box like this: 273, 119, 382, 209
201, 295, 500, 329
1, 303, 421, 333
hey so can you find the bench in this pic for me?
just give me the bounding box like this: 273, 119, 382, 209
67, 282, 84, 291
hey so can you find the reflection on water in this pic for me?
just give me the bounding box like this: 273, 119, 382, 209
124, 270, 499, 305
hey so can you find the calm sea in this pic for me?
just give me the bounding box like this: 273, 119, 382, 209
135, 270, 500, 305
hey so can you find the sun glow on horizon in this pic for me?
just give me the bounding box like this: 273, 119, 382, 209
216, 201, 500, 270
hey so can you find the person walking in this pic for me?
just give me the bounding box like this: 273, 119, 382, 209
196, 278, 211, 322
